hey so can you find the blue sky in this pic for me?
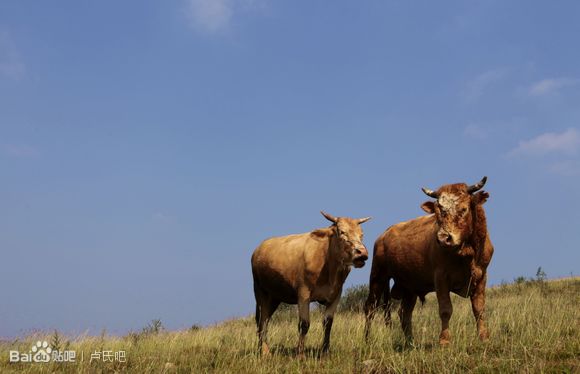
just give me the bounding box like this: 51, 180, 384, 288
1, 1, 579, 338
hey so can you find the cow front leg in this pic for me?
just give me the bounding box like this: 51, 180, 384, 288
297, 297, 310, 357
471, 272, 489, 341
435, 277, 453, 345
322, 296, 340, 354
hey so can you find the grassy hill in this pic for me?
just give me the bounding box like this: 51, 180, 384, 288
1, 277, 578, 373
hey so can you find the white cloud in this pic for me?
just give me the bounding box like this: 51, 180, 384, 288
1, 144, 39, 158
529, 78, 579, 96
462, 68, 508, 101
187, 0, 233, 33
185, 0, 268, 34
509, 128, 580, 157
0, 32, 25, 79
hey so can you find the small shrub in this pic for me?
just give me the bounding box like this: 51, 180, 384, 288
277, 303, 296, 312
338, 284, 368, 312
190, 324, 202, 332
142, 319, 164, 335
535, 266, 547, 282
50, 329, 62, 352
126, 319, 165, 344
534, 266, 550, 295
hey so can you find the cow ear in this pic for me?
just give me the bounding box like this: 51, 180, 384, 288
472, 191, 490, 205
421, 201, 435, 213
311, 228, 330, 238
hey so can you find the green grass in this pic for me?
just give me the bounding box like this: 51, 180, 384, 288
1, 278, 578, 373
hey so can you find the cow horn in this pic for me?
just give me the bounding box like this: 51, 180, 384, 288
321, 211, 338, 223
357, 216, 372, 224
421, 187, 439, 199
467, 176, 487, 194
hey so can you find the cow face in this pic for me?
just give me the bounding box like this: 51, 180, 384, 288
420, 177, 489, 249
321, 211, 371, 268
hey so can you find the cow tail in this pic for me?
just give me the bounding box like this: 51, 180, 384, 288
382, 279, 391, 308
253, 278, 262, 328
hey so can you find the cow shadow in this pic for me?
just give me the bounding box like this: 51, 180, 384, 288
239, 345, 325, 359
393, 341, 435, 353
270, 345, 324, 359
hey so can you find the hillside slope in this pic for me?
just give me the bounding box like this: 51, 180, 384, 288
2, 277, 578, 373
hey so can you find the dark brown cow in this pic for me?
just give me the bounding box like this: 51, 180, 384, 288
364, 177, 493, 345
251, 211, 371, 356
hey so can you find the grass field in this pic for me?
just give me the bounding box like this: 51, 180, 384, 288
2, 277, 578, 373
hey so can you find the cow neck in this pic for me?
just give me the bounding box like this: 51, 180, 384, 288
469, 203, 488, 266
327, 228, 350, 286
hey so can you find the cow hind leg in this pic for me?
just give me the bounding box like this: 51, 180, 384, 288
471, 273, 489, 341
398, 292, 417, 344
255, 302, 259, 328
364, 270, 389, 341
255, 286, 279, 356
382, 281, 393, 327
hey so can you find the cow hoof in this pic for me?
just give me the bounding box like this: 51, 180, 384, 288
439, 330, 451, 346
439, 339, 451, 346
479, 331, 490, 342
439, 333, 451, 346
261, 344, 271, 357
403, 340, 416, 350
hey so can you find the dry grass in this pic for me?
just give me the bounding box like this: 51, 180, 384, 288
1, 278, 578, 373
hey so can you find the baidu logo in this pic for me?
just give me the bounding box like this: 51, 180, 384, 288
31, 341, 52, 362
9, 340, 76, 363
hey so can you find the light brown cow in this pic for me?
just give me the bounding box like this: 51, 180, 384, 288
251, 211, 371, 356
364, 177, 493, 345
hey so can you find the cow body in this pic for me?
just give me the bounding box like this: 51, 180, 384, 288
252, 212, 370, 356
364, 178, 493, 345
252, 230, 350, 305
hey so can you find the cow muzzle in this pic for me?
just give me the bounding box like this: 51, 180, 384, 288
437, 230, 461, 249
352, 247, 368, 268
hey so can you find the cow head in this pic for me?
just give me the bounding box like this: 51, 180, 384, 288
321, 211, 371, 268
420, 176, 489, 249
